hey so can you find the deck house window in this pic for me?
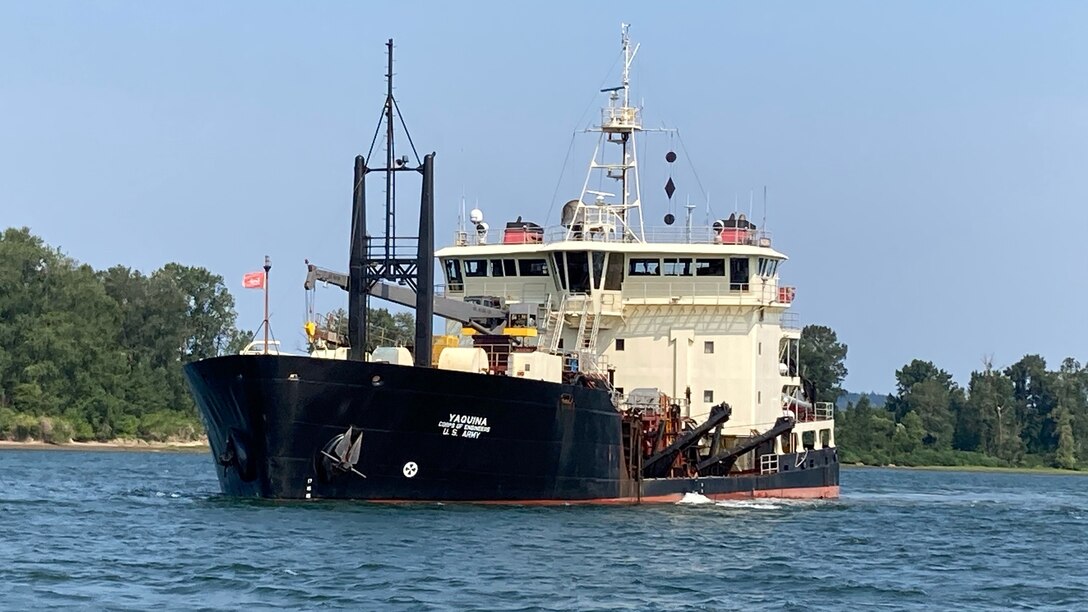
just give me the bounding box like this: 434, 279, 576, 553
464, 259, 487, 277
565, 252, 591, 293
604, 253, 624, 290
704, 341, 714, 354
592, 252, 606, 289
552, 253, 567, 290
615, 338, 625, 351
628, 258, 660, 276
491, 259, 517, 277
757, 257, 779, 279
729, 257, 749, 290
519, 259, 550, 277
694, 258, 725, 276
444, 259, 463, 292
663, 258, 693, 276
703, 390, 714, 403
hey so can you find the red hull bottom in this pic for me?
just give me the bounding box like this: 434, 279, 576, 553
368, 485, 840, 506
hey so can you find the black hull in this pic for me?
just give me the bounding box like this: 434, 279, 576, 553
184, 355, 839, 502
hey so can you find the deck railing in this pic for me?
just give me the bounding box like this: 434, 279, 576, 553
794, 402, 836, 423
814, 402, 836, 421
780, 312, 801, 330
453, 225, 775, 247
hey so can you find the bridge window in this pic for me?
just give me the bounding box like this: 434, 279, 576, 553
491, 259, 517, 277
519, 259, 549, 277
757, 257, 778, 279
694, 258, 725, 276
566, 252, 590, 293
604, 253, 624, 290
464, 259, 487, 277
592, 251, 606, 289
444, 259, 463, 292
552, 253, 567, 290
628, 258, 660, 276
729, 257, 749, 290
663, 258, 693, 276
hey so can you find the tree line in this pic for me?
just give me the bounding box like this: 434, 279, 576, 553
0, 228, 419, 444
0, 227, 252, 442
800, 324, 1086, 470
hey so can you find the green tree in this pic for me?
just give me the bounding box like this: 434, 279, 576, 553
894, 410, 925, 454
1054, 405, 1077, 469
902, 378, 955, 450
158, 263, 239, 361
798, 324, 848, 402
1057, 358, 1088, 463
368, 308, 415, 351
887, 360, 953, 420
1006, 355, 1059, 455
964, 367, 1019, 460
100, 266, 188, 368
835, 395, 899, 464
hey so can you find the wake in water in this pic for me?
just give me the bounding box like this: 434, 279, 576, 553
676, 492, 783, 509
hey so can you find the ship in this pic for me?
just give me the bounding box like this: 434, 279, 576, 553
184, 28, 840, 503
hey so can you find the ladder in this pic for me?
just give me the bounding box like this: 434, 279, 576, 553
547, 294, 570, 353
574, 296, 591, 350
577, 298, 602, 351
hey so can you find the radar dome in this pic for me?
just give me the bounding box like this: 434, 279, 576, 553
469, 208, 484, 224
560, 200, 582, 228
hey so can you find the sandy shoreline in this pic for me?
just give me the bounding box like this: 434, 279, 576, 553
0, 439, 210, 453
846, 463, 1086, 476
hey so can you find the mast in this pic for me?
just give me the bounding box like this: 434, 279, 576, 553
348, 39, 435, 364
567, 23, 644, 243
384, 39, 395, 264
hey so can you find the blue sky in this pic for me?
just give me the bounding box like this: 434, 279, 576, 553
2, 2, 1086, 393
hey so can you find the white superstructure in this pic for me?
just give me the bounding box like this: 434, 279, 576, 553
434, 25, 835, 458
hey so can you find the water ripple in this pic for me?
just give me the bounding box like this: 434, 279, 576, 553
2, 451, 1087, 610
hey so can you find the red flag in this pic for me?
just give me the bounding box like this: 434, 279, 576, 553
242, 271, 265, 289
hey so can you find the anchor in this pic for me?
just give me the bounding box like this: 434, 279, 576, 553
320, 425, 366, 478
214, 429, 256, 481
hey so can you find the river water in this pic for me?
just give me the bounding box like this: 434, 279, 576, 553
1, 449, 1085, 610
